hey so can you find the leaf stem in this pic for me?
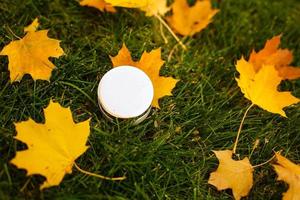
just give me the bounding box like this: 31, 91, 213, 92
155, 14, 187, 50
233, 104, 254, 154
74, 163, 126, 181
252, 155, 276, 168
159, 21, 168, 44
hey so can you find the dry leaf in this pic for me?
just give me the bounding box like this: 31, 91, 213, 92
249, 35, 300, 80
0, 19, 64, 82
236, 58, 300, 117
104, 0, 169, 16
110, 44, 178, 108
10, 101, 91, 189
208, 150, 253, 200
80, 0, 116, 12
104, 0, 147, 8
24, 18, 39, 33
273, 153, 300, 200
166, 0, 219, 36
139, 0, 170, 16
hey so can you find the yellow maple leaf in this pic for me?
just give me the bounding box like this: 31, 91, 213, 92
0, 20, 64, 82
139, 0, 170, 16
249, 35, 300, 80
166, 0, 219, 36
104, 0, 168, 16
236, 58, 300, 117
110, 44, 179, 108
208, 150, 253, 200
273, 153, 300, 200
24, 18, 39, 33
10, 101, 90, 189
104, 0, 147, 8
80, 0, 116, 12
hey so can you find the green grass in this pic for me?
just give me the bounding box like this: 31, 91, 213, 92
0, 0, 300, 199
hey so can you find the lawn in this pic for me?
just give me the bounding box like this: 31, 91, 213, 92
0, 0, 300, 199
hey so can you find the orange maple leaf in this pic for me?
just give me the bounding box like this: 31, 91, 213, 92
166, 0, 219, 36
235, 58, 299, 117
273, 153, 300, 200
249, 35, 300, 80
11, 101, 91, 189
11, 100, 125, 189
104, 0, 147, 8
103, 0, 169, 16
110, 44, 179, 108
208, 150, 253, 200
80, 0, 116, 12
139, 0, 170, 16
0, 19, 64, 82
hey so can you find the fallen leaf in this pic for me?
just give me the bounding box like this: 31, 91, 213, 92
104, 0, 147, 8
104, 0, 169, 16
24, 18, 39, 33
0, 19, 64, 82
80, 0, 116, 12
273, 153, 300, 200
166, 0, 219, 36
10, 100, 91, 189
110, 44, 178, 108
236, 58, 299, 117
208, 150, 253, 200
139, 0, 170, 16
249, 35, 300, 80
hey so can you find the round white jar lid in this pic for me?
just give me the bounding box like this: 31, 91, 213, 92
98, 66, 154, 119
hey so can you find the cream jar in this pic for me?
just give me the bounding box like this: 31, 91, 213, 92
97, 66, 154, 124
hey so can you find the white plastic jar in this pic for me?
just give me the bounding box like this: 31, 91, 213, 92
97, 66, 154, 124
